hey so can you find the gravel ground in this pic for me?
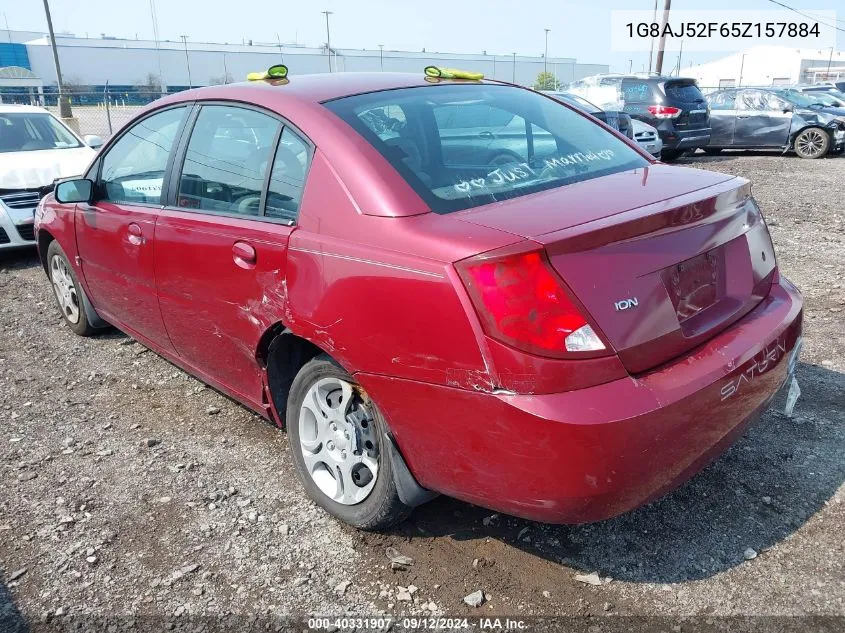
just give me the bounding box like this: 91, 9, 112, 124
1, 151, 843, 630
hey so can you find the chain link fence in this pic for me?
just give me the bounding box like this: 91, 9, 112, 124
0, 89, 167, 139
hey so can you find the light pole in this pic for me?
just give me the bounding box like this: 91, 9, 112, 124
379, 44, 384, 71
628, 59, 633, 73
738, 53, 746, 87
544, 28, 550, 76
512, 52, 517, 83
322, 11, 333, 72
180, 35, 192, 88
149, 0, 165, 95
827, 47, 834, 79
42, 0, 71, 118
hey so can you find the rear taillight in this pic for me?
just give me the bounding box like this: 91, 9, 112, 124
647, 105, 682, 119
456, 245, 606, 358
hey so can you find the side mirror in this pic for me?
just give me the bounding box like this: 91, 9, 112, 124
55, 178, 94, 204
782, 105, 793, 113
83, 134, 104, 149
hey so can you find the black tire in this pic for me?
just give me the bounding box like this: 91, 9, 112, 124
793, 127, 830, 159
286, 354, 412, 530
703, 147, 723, 155
660, 149, 684, 162
46, 241, 96, 336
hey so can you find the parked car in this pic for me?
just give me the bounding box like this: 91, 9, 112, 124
631, 118, 663, 159
36, 73, 802, 530
0, 105, 102, 250
543, 91, 634, 140
705, 87, 845, 158
565, 74, 711, 161
791, 85, 845, 107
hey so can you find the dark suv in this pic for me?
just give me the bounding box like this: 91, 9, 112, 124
566, 75, 711, 161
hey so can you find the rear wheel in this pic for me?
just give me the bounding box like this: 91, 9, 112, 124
287, 354, 411, 530
793, 127, 830, 159
47, 241, 96, 337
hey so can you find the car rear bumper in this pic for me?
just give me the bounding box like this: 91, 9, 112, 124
359, 277, 803, 524
0, 204, 37, 249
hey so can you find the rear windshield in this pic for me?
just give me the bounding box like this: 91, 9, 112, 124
663, 81, 705, 102
324, 84, 647, 214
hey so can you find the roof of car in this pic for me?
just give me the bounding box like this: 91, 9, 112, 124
0, 104, 50, 114
171, 72, 505, 104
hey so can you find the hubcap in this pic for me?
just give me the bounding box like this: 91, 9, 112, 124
50, 255, 80, 324
797, 130, 824, 157
298, 377, 379, 505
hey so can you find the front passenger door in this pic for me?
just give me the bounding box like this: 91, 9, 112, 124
75, 106, 189, 350
154, 104, 311, 406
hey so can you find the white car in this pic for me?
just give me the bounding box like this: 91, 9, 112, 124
0, 105, 101, 250
632, 118, 662, 159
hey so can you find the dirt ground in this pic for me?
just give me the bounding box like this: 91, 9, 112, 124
1, 151, 843, 631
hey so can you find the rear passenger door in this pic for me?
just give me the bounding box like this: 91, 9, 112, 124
154, 103, 312, 406
733, 90, 791, 147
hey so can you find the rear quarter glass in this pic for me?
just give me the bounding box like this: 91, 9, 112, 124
323, 84, 648, 214
620, 79, 659, 104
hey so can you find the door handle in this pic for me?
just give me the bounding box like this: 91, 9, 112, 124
127, 222, 145, 246
736, 115, 751, 119
232, 241, 257, 269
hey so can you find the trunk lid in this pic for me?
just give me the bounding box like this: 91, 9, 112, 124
455, 165, 777, 373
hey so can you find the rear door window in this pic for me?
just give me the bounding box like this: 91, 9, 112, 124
325, 84, 648, 214
176, 105, 280, 215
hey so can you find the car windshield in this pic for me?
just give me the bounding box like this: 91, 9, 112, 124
325, 84, 647, 214
806, 92, 843, 106
0, 112, 82, 153
774, 90, 819, 108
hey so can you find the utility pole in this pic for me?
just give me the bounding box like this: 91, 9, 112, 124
322, 11, 333, 72
544, 28, 550, 76
648, 0, 658, 73
738, 53, 746, 87
654, 0, 671, 76
180, 35, 192, 88
379, 44, 384, 71
628, 59, 633, 73
512, 52, 517, 83
42, 0, 71, 118
827, 47, 835, 78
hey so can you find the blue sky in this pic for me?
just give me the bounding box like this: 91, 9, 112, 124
6, 0, 843, 72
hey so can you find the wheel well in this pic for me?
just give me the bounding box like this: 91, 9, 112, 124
790, 125, 830, 148
264, 329, 324, 426
37, 229, 54, 275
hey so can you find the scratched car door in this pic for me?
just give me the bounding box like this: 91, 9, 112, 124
154, 104, 310, 407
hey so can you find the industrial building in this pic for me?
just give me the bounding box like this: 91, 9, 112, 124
680, 46, 845, 91
0, 29, 608, 100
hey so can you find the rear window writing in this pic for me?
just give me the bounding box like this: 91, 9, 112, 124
620, 80, 653, 103
324, 84, 647, 214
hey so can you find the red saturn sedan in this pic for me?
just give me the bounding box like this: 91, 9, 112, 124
35, 72, 803, 530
